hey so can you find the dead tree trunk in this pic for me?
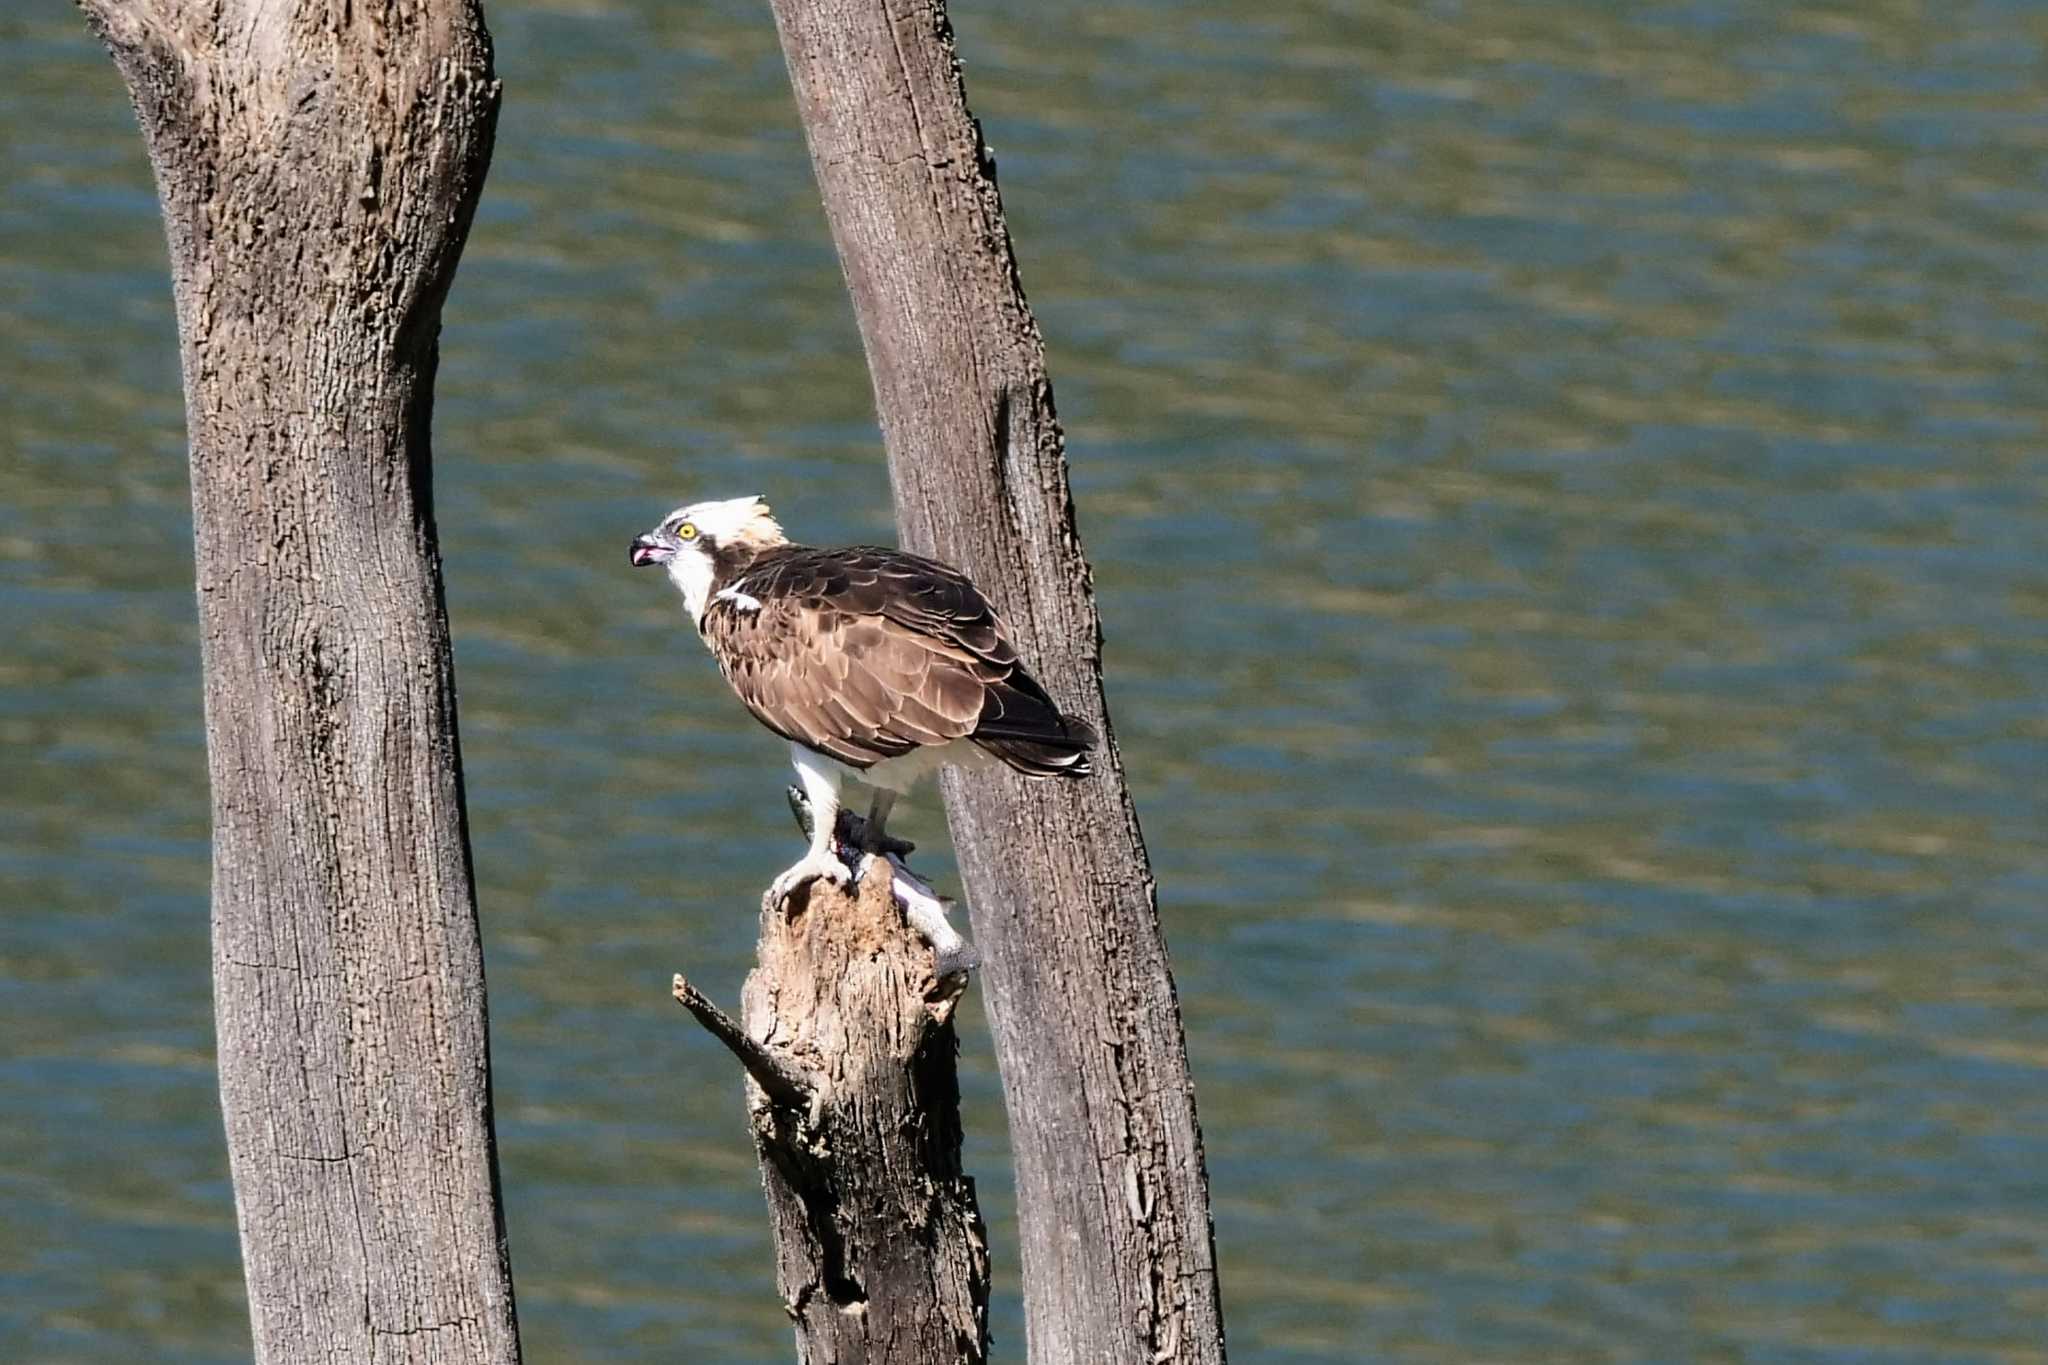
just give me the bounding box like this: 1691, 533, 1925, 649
676, 837, 990, 1365
77, 3, 521, 1361
763, 2, 1228, 1362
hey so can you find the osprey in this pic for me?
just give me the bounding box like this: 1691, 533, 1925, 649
630, 495, 1096, 904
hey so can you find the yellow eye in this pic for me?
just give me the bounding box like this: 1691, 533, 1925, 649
676, 522, 698, 541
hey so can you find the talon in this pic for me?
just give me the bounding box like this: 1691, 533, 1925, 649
768, 848, 852, 906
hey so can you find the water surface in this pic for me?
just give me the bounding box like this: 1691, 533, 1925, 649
5, 2, 2047, 1360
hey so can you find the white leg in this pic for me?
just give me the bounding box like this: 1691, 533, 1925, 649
770, 744, 852, 905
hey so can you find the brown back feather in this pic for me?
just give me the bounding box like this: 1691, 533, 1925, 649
700, 545, 1092, 775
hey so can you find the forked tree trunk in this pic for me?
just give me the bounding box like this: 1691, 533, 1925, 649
77, 3, 520, 1361
763, 2, 1229, 1361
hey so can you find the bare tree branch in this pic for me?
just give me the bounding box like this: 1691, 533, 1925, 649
672, 974, 819, 1113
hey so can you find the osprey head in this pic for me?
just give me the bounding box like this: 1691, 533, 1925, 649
631, 495, 788, 621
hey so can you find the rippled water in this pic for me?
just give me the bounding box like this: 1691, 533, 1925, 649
7, 2, 2048, 1360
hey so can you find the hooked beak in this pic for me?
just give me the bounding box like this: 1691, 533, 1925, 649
629, 534, 674, 568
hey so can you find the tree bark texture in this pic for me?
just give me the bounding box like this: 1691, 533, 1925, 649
77, 3, 520, 1361
676, 855, 990, 1365
763, 3, 1227, 1362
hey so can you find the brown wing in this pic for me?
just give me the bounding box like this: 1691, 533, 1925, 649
703, 545, 1094, 775
700, 587, 991, 768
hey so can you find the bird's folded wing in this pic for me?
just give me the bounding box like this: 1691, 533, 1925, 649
705, 593, 994, 768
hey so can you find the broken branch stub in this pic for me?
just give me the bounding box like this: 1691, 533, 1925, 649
677, 858, 988, 1363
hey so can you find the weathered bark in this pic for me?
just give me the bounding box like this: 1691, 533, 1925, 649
77, 2, 520, 1361
676, 847, 990, 1364
763, 2, 1228, 1362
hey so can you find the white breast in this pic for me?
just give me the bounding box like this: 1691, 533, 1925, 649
837, 738, 992, 795
666, 553, 716, 624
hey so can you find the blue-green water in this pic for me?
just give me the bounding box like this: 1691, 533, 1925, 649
6, 2, 2048, 1360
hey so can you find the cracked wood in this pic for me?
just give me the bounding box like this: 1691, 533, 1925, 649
681, 859, 990, 1364
77, 1, 520, 1361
